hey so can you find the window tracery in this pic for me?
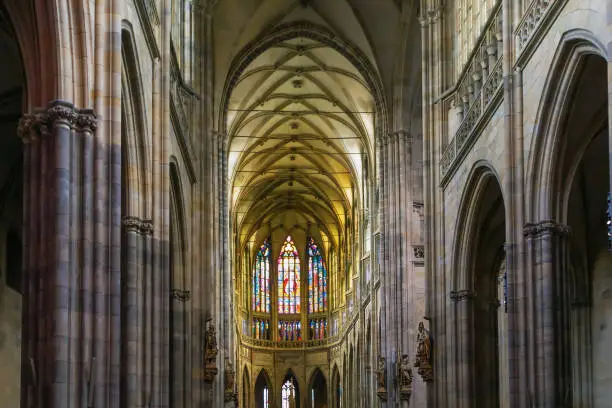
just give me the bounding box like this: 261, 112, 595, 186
278, 236, 301, 314
307, 237, 328, 313
252, 239, 271, 313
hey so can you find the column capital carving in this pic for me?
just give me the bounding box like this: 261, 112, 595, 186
419, 4, 444, 27
450, 289, 476, 302
18, 102, 98, 143
75, 109, 98, 132
388, 129, 412, 142
46, 101, 78, 127
523, 219, 571, 238
171, 289, 192, 302
122, 216, 154, 235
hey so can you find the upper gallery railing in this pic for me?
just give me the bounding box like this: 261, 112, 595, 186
239, 309, 360, 351
515, 0, 563, 65
515, 0, 553, 52
440, 2, 503, 183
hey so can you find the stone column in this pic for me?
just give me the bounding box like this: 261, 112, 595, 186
449, 289, 476, 408
523, 220, 571, 408
121, 216, 153, 407
19, 101, 99, 408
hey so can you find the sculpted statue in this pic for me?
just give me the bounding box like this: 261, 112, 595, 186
398, 354, 412, 390
224, 357, 237, 401
224, 357, 235, 391
415, 322, 431, 365
375, 354, 388, 401
204, 323, 218, 362
397, 353, 413, 401
376, 355, 386, 391
202, 321, 219, 382
414, 321, 433, 382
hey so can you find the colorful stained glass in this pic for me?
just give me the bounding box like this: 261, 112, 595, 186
277, 236, 301, 314
278, 320, 301, 341
308, 318, 327, 340
252, 239, 271, 313
307, 237, 328, 313
253, 318, 271, 340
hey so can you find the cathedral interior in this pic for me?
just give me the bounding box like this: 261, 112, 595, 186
0, 0, 610, 407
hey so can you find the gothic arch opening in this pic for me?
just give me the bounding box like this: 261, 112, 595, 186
254, 369, 272, 408
0, 5, 25, 405
553, 54, 610, 406
331, 364, 341, 408
308, 368, 327, 408
281, 370, 300, 408
456, 168, 507, 408
242, 367, 251, 408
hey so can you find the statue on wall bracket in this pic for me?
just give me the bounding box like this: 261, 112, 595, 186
375, 354, 387, 401
203, 317, 219, 383
224, 356, 237, 402
414, 321, 433, 382
397, 352, 413, 401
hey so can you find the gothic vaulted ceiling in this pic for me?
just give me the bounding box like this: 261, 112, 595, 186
215, 0, 403, 251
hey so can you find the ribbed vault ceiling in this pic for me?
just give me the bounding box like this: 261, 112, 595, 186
228, 36, 376, 250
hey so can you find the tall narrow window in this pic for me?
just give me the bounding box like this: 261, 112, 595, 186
281, 379, 297, 408
263, 386, 269, 407
278, 236, 301, 314
307, 237, 328, 313
252, 239, 271, 313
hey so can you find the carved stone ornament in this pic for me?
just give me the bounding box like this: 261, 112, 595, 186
18, 102, 98, 145
523, 220, 571, 238
170, 289, 191, 302
450, 289, 475, 302
414, 321, 433, 382
375, 354, 387, 401
223, 357, 237, 402
122, 216, 154, 235
203, 322, 219, 382
397, 353, 413, 401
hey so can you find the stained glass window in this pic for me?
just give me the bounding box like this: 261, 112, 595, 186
253, 318, 270, 340
252, 239, 271, 313
309, 318, 327, 340
307, 237, 328, 313
278, 320, 301, 341
278, 236, 301, 314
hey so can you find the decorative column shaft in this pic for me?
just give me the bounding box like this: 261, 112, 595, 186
121, 216, 153, 407
523, 220, 571, 408
19, 101, 99, 408
450, 289, 476, 408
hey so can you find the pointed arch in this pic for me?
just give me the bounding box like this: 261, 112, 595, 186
242, 366, 251, 408
331, 364, 341, 408
525, 29, 607, 223
255, 369, 273, 408
121, 21, 151, 217
280, 369, 301, 408
451, 161, 504, 291
308, 368, 327, 408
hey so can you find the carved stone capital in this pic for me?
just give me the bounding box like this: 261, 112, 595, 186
46, 101, 78, 127
171, 289, 191, 302
122, 216, 154, 235
450, 289, 476, 302
75, 109, 98, 132
523, 220, 571, 238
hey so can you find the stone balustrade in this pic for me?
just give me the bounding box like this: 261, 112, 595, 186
515, 0, 552, 51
